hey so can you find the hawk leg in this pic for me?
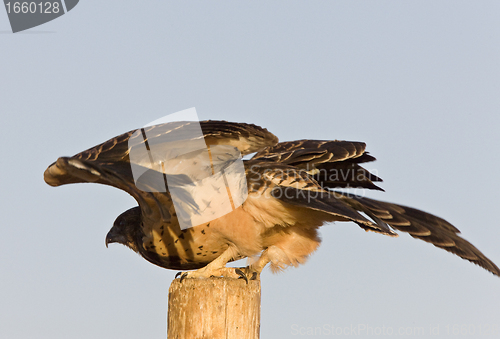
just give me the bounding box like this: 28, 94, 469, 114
177, 246, 247, 282
234, 248, 273, 281
238, 241, 314, 278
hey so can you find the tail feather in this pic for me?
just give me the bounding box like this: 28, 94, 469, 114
339, 193, 500, 277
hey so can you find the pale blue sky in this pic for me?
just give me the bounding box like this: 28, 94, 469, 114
1, 1, 499, 338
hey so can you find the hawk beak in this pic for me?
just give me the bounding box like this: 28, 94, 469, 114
105, 229, 125, 248
105, 233, 113, 248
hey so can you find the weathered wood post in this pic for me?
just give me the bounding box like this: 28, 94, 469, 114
167, 277, 261, 339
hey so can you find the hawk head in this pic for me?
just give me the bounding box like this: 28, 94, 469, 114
106, 207, 141, 252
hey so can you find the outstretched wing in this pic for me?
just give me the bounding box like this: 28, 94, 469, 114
245, 160, 397, 236
45, 156, 175, 222
44, 120, 279, 221
253, 140, 383, 191
252, 142, 500, 277
337, 194, 500, 276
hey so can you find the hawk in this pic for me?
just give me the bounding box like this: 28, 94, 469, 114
44, 120, 500, 280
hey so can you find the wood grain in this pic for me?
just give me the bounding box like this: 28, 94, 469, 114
168, 277, 261, 339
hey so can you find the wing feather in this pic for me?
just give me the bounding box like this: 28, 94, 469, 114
253, 140, 383, 191
245, 160, 397, 236
340, 194, 500, 276
44, 120, 278, 222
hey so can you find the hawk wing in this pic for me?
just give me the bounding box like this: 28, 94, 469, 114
253, 140, 383, 191
253, 142, 500, 276
338, 194, 500, 276
44, 120, 279, 222
245, 160, 397, 236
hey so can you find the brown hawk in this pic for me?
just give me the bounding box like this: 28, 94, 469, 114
44, 120, 500, 280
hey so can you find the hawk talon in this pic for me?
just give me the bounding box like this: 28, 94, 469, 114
250, 272, 258, 280
175, 272, 182, 279
235, 268, 248, 283
180, 273, 189, 283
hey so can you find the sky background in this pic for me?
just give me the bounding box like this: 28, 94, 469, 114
1, 1, 499, 338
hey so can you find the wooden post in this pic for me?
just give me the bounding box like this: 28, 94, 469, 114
168, 277, 261, 339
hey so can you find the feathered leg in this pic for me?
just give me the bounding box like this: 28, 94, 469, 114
177, 245, 248, 282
